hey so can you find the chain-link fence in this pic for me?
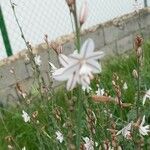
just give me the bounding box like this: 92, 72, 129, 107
0, 0, 150, 60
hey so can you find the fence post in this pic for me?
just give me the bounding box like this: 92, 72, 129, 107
0, 6, 13, 57
144, 0, 148, 7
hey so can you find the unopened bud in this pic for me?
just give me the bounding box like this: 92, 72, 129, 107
79, 0, 88, 26
134, 35, 143, 50
132, 69, 138, 79
136, 47, 142, 58
66, 0, 75, 7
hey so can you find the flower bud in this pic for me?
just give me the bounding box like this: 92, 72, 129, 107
134, 35, 143, 51
79, 0, 88, 26
136, 47, 142, 58
66, 0, 75, 7
132, 69, 138, 79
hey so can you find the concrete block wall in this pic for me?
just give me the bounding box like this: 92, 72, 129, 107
0, 8, 150, 106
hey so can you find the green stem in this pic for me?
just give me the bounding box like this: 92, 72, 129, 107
10, 0, 45, 100
76, 87, 84, 150
72, 2, 81, 51
71, 2, 84, 149
136, 57, 140, 119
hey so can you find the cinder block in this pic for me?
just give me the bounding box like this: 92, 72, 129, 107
126, 16, 140, 33
100, 42, 117, 56
104, 25, 128, 44
141, 25, 150, 40
25, 63, 34, 77
0, 66, 16, 89
81, 28, 105, 50
0, 59, 29, 89
16, 77, 35, 94
39, 51, 49, 71
63, 41, 75, 54
0, 87, 19, 107
117, 34, 133, 54
41, 71, 51, 87
140, 13, 150, 28
14, 59, 29, 81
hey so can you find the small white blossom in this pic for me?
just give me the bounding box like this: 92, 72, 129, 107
96, 84, 104, 96
53, 39, 104, 91
22, 110, 30, 123
82, 85, 92, 93
22, 147, 26, 150
123, 82, 128, 90
34, 55, 42, 66
116, 122, 132, 139
133, 0, 142, 12
139, 115, 150, 136
83, 137, 94, 150
56, 131, 63, 143
143, 89, 150, 105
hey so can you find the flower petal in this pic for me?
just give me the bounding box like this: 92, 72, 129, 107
80, 38, 95, 57
86, 60, 101, 73
87, 51, 104, 60
66, 71, 78, 90
59, 54, 69, 67
53, 68, 68, 81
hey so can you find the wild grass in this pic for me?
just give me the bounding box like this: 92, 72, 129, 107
0, 40, 150, 150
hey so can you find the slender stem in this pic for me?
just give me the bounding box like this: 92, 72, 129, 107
71, 2, 84, 149
9, 0, 28, 48
69, 11, 75, 34
136, 57, 140, 119
10, 0, 45, 100
72, 2, 81, 51
76, 87, 84, 150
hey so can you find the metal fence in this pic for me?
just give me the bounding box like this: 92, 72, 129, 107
0, 0, 149, 60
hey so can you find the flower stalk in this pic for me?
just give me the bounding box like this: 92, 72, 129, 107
134, 35, 143, 119
72, 1, 81, 51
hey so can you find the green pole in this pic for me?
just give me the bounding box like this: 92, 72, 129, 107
144, 0, 148, 7
0, 5, 13, 56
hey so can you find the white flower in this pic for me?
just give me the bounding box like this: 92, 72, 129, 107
143, 89, 150, 105
83, 137, 94, 150
22, 110, 30, 123
55, 131, 63, 143
96, 84, 104, 96
133, 0, 142, 12
139, 115, 150, 136
116, 122, 132, 139
53, 39, 104, 90
34, 55, 42, 66
123, 82, 128, 90
82, 85, 92, 93
22, 147, 26, 150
